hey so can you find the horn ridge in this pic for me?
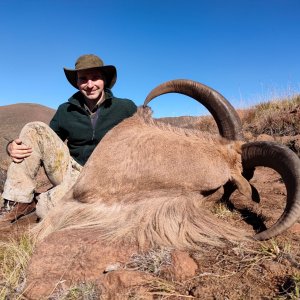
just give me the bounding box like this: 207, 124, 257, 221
144, 79, 243, 140
242, 141, 300, 240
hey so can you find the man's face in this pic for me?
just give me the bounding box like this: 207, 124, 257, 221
77, 69, 105, 102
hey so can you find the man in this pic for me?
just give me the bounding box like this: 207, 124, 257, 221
0, 54, 137, 221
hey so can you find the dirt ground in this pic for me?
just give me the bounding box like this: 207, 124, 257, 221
185, 166, 300, 299
1, 166, 300, 299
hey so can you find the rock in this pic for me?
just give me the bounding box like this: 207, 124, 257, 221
165, 250, 198, 281
24, 228, 140, 299
101, 270, 153, 299
173, 250, 198, 280
289, 222, 300, 234
24, 226, 201, 299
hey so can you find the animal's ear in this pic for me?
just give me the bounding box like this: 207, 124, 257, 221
232, 141, 244, 154
231, 173, 252, 200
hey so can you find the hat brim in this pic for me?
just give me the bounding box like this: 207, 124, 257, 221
63, 65, 117, 89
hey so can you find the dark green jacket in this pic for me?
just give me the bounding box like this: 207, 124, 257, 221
50, 89, 137, 166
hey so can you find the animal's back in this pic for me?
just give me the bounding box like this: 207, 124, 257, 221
73, 109, 242, 204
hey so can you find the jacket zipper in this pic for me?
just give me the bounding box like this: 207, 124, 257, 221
92, 128, 95, 141
90, 106, 101, 141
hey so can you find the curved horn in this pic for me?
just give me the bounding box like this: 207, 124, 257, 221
242, 141, 300, 240
144, 79, 243, 140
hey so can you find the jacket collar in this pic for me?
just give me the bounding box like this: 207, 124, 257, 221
68, 88, 114, 108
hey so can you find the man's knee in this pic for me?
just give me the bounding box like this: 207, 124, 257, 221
21, 122, 50, 136
20, 122, 62, 150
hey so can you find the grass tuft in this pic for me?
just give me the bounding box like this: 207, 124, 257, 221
48, 282, 101, 300
258, 239, 292, 262
242, 95, 300, 136
212, 203, 234, 219
126, 248, 172, 276
0, 233, 35, 300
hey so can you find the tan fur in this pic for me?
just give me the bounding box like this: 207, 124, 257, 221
32, 107, 251, 249
32, 190, 248, 249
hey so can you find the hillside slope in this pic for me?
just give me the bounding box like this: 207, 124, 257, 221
0, 103, 55, 167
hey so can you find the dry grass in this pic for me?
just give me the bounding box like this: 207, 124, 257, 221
0, 233, 35, 300
48, 282, 101, 300
242, 95, 300, 137
211, 202, 235, 219
188, 239, 300, 298
126, 248, 172, 276
124, 239, 300, 299
142, 278, 193, 299
158, 94, 300, 138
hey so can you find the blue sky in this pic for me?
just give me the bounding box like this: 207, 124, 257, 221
0, 0, 299, 117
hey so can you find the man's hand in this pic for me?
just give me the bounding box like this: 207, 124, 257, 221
7, 139, 33, 163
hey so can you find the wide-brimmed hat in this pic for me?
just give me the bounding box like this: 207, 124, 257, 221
63, 54, 117, 89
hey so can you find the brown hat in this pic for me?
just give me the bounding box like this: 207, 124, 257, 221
64, 54, 117, 89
